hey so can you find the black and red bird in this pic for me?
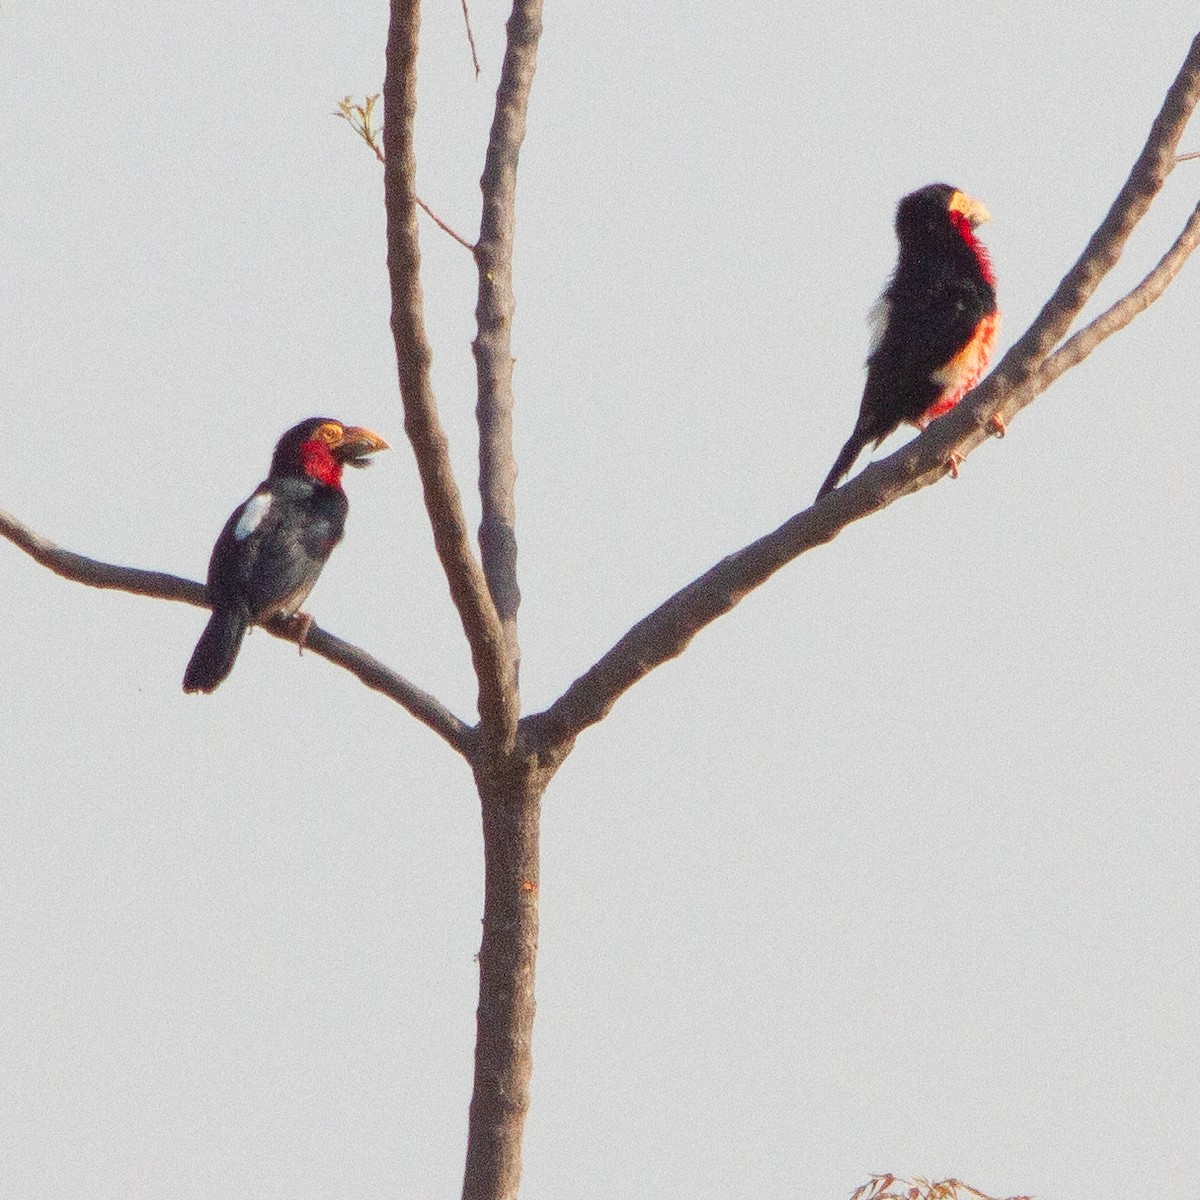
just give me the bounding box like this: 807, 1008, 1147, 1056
182, 417, 389, 693
815, 183, 999, 500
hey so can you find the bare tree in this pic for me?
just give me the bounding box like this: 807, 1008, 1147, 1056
3, 6, 1200, 1198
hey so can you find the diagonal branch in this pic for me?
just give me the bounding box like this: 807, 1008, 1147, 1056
523, 32, 1200, 758
472, 0, 544, 747
1, 508, 206, 603
383, 0, 512, 738
0, 507, 474, 755
415, 195, 477, 252
898, 30, 1200, 474
1033, 199, 1200, 393
299, 625, 475, 755
523, 506, 845, 754
987, 31, 1200, 398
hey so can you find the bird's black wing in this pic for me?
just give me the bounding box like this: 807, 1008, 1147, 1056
206, 477, 348, 621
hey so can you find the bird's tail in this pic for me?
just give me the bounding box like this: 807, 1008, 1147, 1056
182, 608, 249, 694
815, 433, 869, 501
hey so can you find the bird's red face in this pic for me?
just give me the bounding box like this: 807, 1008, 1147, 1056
290, 420, 390, 487
945, 189, 995, 285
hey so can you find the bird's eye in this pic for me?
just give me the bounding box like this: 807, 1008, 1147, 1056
315, 422, 342, 444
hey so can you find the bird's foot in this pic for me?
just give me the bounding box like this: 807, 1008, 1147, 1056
947, 452, 963, 480
289, 611, 315, 655
988, 412, 1007, 438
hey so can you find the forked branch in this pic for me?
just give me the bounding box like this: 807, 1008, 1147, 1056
524, 32, 1200, 758
1033, 199, 1200, 393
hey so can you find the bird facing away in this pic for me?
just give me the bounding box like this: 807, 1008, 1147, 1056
815, 183, 999, 500
182, 417, 389, 693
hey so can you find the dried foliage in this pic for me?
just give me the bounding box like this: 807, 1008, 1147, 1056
333, 92, 384, 162
851, 1175, 1032, 1200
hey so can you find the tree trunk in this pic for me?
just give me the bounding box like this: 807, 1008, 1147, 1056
461, 749, 552, 1200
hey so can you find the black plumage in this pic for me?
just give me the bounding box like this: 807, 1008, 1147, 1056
183, 417, 388, 693
816, 184, 998, 500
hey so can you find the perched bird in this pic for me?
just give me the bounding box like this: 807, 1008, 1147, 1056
183, 417, 389, 693
815, 183, 999, 500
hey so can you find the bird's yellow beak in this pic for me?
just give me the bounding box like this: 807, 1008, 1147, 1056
948, 190, 990, 227
332, 426, 390, 467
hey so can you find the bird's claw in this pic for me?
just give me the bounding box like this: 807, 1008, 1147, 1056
947, 452, 963, 480
290, 611, 314, 655
988, 412, 1006, 438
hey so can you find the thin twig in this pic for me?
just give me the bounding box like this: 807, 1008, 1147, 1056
415, 195, 477, 251
336, 94, 476, 250
461, 0, 482, 77
0, 507, 475, 754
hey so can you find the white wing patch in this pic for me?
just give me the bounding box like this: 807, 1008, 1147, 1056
234, 491, 272, 541
866, 294, 891, 356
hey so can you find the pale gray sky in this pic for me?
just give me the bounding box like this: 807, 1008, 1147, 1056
3, 4, 1199, 1198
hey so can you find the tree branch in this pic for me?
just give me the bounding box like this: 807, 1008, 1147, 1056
384, 0, 512, 738
295, 625, 475, 755
1, 507, 208, 604
986, 31, 1200, 403
1033, 199, 1200, 394
0, 508, 474, 755
524, 33, 1200, 757
460, 11, 546, 1200
472, 0, 543, 749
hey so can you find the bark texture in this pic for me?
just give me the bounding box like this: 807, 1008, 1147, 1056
461, 750, 552, 1200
